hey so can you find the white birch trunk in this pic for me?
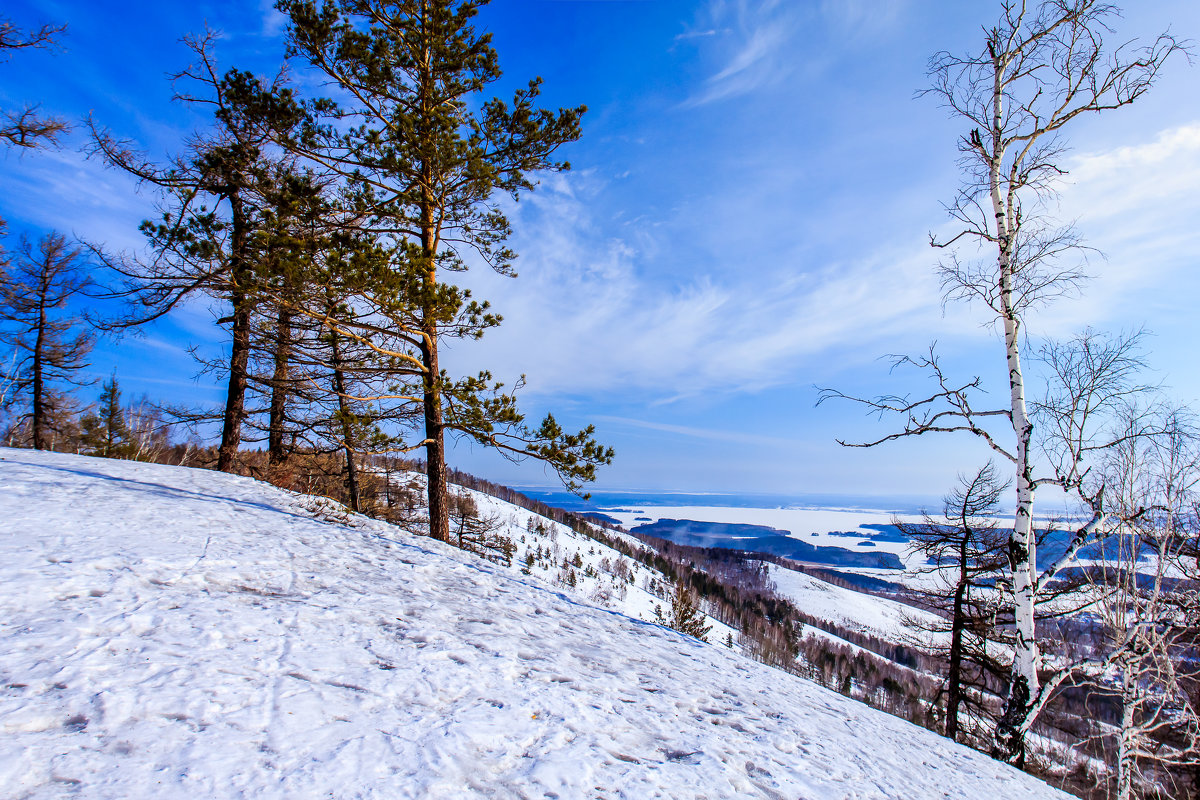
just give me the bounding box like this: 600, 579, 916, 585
987, 44, 1040, 760
1116, 661, 1137, 800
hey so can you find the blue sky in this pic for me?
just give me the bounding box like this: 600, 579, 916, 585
3, 0, 1199, 503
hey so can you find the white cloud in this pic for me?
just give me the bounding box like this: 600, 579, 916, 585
674, 29, 722, 42
448, 124, 1200, 407
1032, 122, 1200, 336
678, 0, 905, 108
818, 0, 906, 42
595, 415, 802, 447
259, 0, 289, 38
0, 145, 155, 255
446, 172, 955, 402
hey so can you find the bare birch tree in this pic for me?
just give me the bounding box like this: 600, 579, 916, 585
822, 0, 1184, 764
1081, 407, 1200, 800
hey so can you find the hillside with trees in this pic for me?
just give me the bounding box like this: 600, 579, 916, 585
1, 1, 1198, 798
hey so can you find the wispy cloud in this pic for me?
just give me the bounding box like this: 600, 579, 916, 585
449, 171, 951, 402
259, 0, 288, 38
674, 28, 722, 42
817, 0, 907, 42
595, 415, 802, 448
677, 0, 905, 108
679, 1, 801, 107
451, 122, 1200, 407
0, 145, 154, 254
1031, 122, 1200, 336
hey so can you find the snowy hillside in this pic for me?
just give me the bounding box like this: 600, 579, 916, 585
419, 481, 740, 646
0, 449, 1069, 799
765, 563, 947, 647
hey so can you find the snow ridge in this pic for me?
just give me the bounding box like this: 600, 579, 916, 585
0, 449, 1068, 799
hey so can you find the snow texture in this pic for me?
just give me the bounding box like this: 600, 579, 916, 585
765, 564, 947, 647
0, 449, 1070, 799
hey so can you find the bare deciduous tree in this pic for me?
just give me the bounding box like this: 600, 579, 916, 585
898, 463, 1010, 743
1080, 408, 1200, 800
0, 16, 69, 151
0, 233, 96, 450
822, 0, 1184, 763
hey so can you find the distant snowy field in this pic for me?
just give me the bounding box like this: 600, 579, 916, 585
0, 449, 1068, 799
603, 505, 922, 566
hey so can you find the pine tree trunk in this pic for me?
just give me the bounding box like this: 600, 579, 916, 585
329, 330, 360, 513
267, 306, 293, 466
421, 328, 449, 542
217, 195, 251, 474
414, 16, 450, 544
417, 200, 449, 539
341, 439, 360, 513
31, 297, 47, 450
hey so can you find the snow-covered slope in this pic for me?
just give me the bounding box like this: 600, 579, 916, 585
0, 449, 1068, 799
433, 485, 739, 645
765, 563, 947, 647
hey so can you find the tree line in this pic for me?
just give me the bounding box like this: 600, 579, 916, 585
1, 1, 613, 541
5, 2, 1198, 797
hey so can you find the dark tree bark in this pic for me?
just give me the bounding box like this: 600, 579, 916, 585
945, 551, 970, 741
267, 305, 294, 466
217, 197, 253, 472
31, 297, 47, 449
328, 330, 361, 513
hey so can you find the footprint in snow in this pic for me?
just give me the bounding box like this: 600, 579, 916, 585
664, 749, 702, 764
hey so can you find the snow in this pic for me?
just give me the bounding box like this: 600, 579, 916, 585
765, 564, 948, 648
0, 448, 1070, 799
602, 504, 920, 564
439, 487, 740, 647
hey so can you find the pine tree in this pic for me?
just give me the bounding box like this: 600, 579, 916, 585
279, 0, 613, 541
668, 578, 712, 642
89, 31, 306, 473
79, 374, 132, 458
896, 463, 1009, 743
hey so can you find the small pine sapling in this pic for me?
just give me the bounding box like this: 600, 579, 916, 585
668, 578, 712, 643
